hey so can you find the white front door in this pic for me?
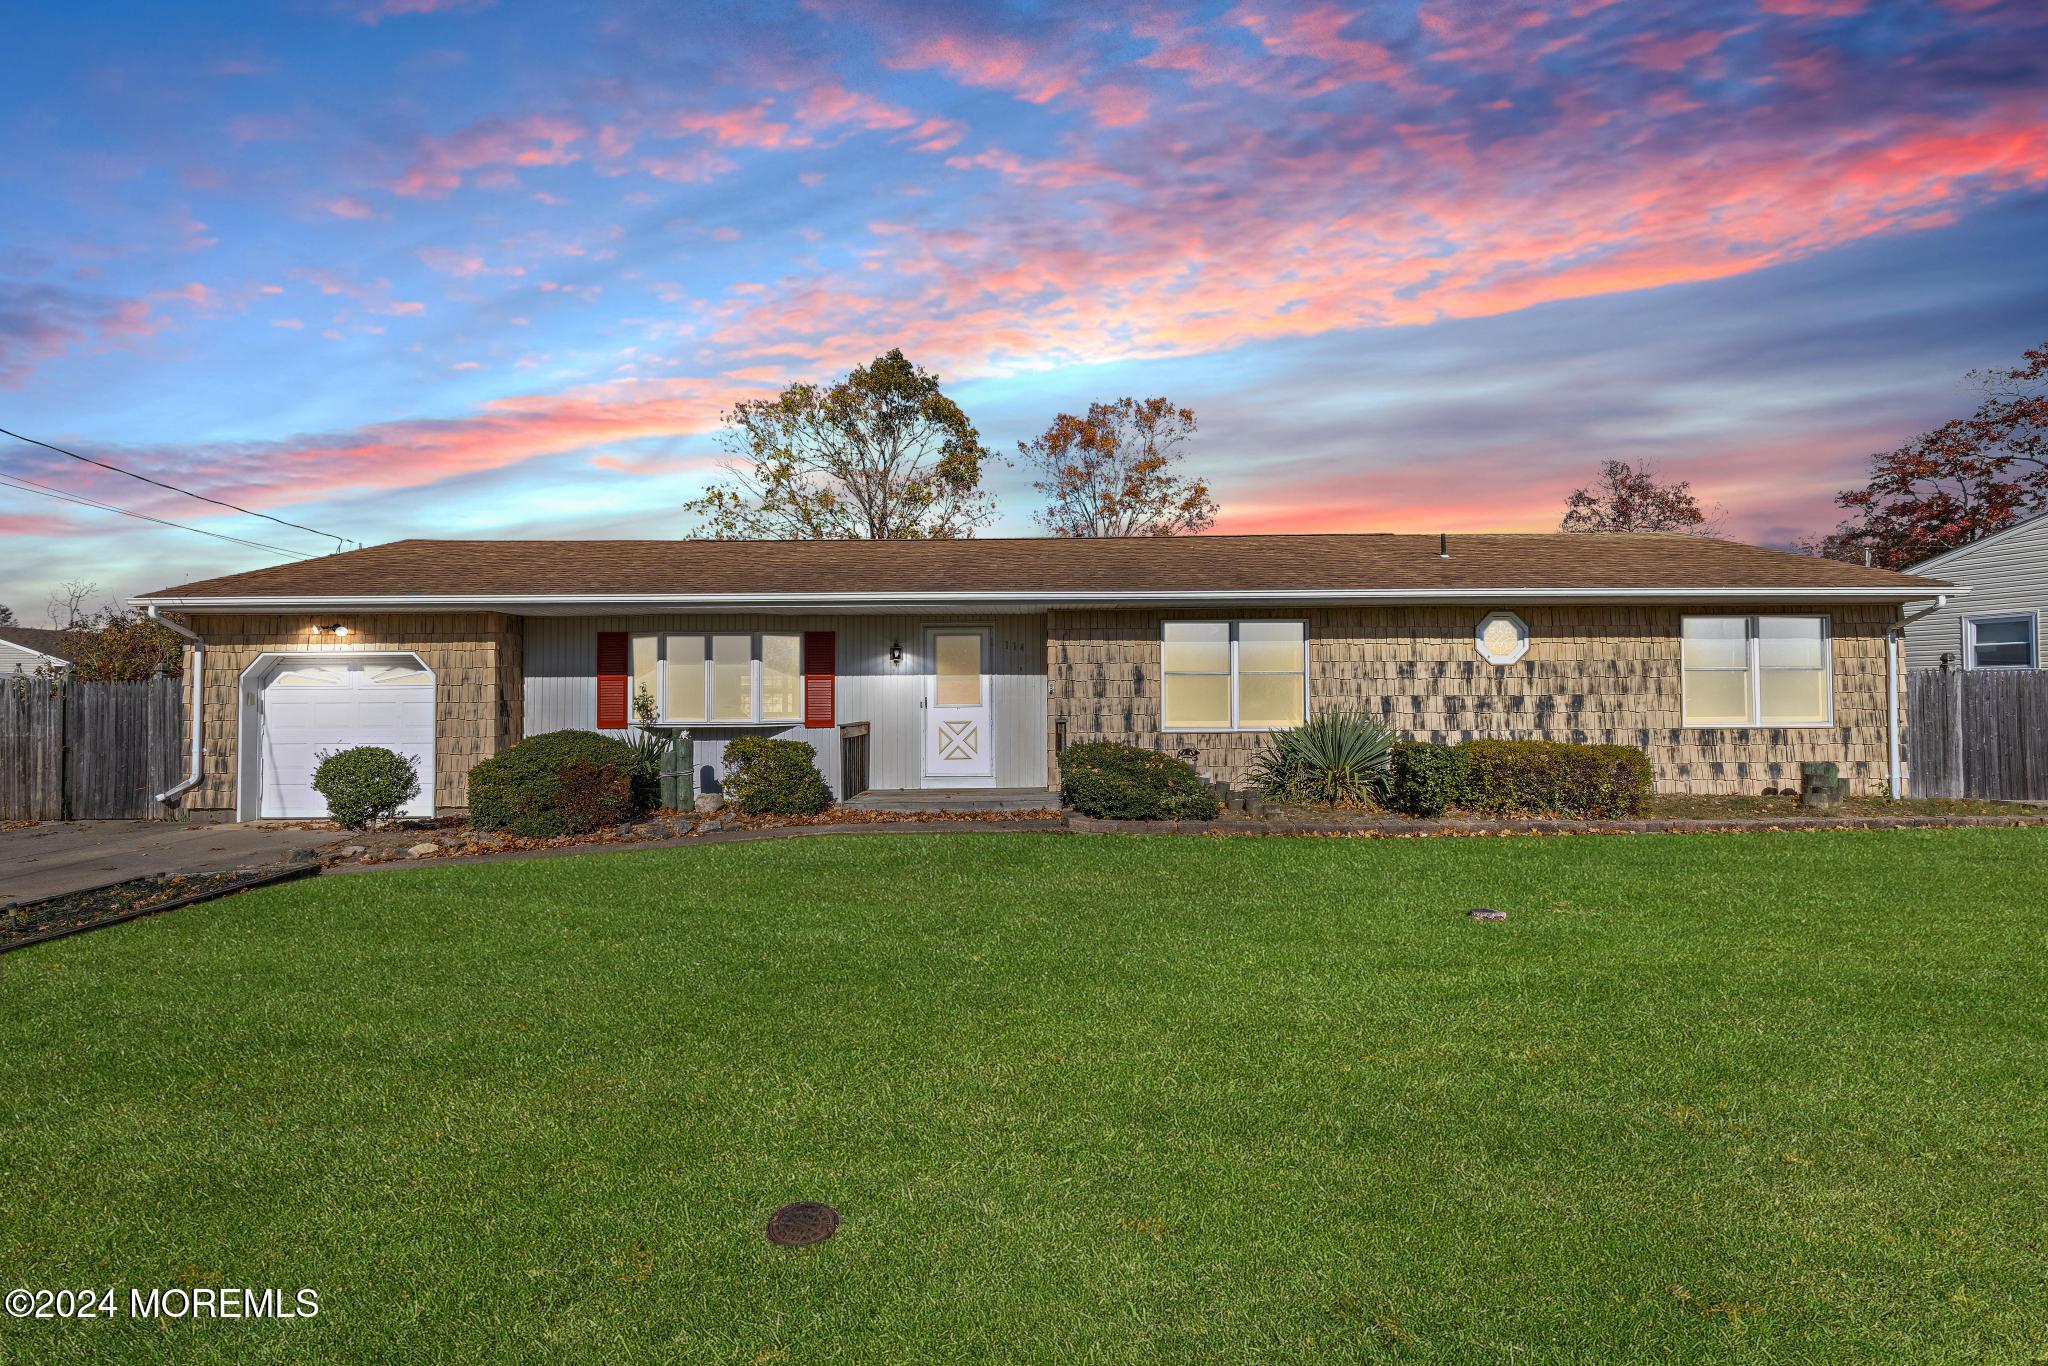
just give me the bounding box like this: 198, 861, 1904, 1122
922, 627, 993, 785
258, 658, 435, 819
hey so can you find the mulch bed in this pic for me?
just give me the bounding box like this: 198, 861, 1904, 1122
317, 806, 1066, 867
1069, 812, 2048, 838
1, 859, 321, 954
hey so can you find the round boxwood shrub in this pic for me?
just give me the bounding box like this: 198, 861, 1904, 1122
1058, 741, 1222, 821
311, 745, 421, 829
721, 735, 831, 815
468, 729, 644, 837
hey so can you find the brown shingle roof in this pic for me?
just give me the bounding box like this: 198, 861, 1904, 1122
0, 625, 75, 659
138, 533, 1948, 603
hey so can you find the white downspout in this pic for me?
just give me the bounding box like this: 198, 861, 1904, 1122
1888, 593, 1949, 800
148, 605, 205, 807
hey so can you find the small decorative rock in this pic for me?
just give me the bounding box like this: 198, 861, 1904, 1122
1466, 907, 1508, 921
407, 841, 440, 858
339, 845, 367, 857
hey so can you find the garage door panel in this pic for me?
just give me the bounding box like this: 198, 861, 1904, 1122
258, 660, 434, 820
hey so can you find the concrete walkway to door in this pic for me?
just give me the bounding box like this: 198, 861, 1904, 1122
0, 821, 334, 905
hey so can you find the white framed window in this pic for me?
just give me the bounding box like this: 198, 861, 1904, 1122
630, 631, 803, 724
1681, 616, 1832, 727
1964, 613, 2037, 670
1161, 620, 1307, 732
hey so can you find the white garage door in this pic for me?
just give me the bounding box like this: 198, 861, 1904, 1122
258, 658, 435, 819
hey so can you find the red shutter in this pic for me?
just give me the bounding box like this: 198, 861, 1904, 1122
803, 631, 835, 729
596, 631, 629, 729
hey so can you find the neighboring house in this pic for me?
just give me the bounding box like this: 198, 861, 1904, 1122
1902, 511, 2047, 672
131, 533, 1951, 820
0, 625, 74, 674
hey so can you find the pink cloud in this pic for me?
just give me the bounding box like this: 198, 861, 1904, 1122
355, 0, 494, 23
323, 195, 376, 219
886, 32, 1077, 104
391, 114, 586, 198
416, 245, 524, 278
1229, 2, 1438, 97
109, 379, 755, 510
1089, 85, 1152, 128
663, 103, 797, 149
1626, 28, 1735, 71
1757, 0, 1866, 14
797, 82, 917, 132
695, 93, 2048, 386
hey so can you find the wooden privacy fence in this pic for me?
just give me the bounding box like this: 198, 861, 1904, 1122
1906, 669, 2048, 801
0, 675, 185, 820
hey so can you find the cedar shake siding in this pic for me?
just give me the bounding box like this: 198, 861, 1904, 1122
1048, 604, 1901, 795
185, 612, 523, 815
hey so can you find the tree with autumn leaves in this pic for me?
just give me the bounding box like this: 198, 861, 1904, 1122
1015, 396, 1217, 538
1804, 340, 2048, 569
684, 349, 999, 541
687, 350, 1219, 540
1559, 460, 1724, 535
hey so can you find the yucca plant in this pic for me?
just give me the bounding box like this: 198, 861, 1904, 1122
1251, 710, 1396, 806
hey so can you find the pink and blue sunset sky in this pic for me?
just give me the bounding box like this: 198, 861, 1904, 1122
3, 0, 2046, 616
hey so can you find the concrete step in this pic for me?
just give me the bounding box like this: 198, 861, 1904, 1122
841, 788, 1059, 813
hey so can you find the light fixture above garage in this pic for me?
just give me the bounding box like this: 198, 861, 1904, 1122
889, 640, 902, 664
315, 623, 351, 638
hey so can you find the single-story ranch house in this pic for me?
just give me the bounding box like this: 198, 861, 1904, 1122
131, 533, 1952, 820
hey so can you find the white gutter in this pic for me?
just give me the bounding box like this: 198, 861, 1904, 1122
130, 585, 1960, 612
147, 606, 205, 808
1888, 594, 1951, 799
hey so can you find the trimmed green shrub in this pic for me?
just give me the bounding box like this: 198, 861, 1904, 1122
1387, 741, 1469, 817
311, 745, 420, 829
721, 736, 831, 815
1250, 711, 1395, 805
1059, 741, 1223, 821
469, 729, 644, 837
1456, 739, 1654, 819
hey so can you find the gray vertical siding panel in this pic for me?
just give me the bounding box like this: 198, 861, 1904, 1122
1902, 515, 2048, 671
522, 612, 1050, 795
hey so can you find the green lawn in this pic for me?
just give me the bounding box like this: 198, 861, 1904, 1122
1, 832, 2042, 1362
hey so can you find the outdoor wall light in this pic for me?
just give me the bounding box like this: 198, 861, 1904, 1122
889, 640, 903, 664
316, 623, 351, 638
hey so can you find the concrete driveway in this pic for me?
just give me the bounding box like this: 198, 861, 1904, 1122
0, 821, 335, 905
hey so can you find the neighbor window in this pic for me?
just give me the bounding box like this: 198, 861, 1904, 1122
1680, 616, 1831, 726
630, 632, 803, 724
1161, 620, 1306, 731
1965, 614, 2037, 670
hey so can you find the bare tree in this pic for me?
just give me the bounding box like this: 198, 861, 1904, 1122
47, 579, 104, 628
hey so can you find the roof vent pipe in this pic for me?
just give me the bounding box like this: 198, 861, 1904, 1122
1438, 532, 1449, 559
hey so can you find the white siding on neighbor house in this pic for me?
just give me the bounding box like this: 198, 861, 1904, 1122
0, 641, 62, 673
1903, 513, 2048, 670
522, 613, 1049, 795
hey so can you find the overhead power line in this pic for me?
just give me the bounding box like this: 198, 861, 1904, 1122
0, 423, 356, 552
0, 470, 311, 560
